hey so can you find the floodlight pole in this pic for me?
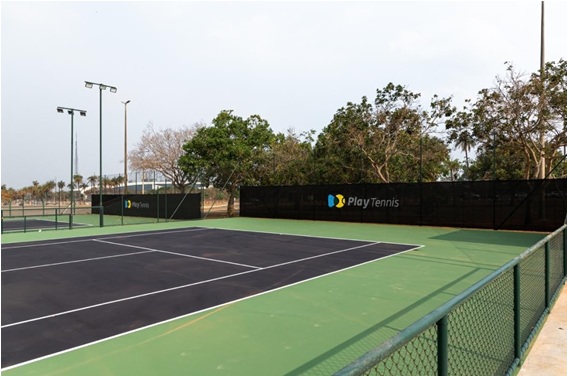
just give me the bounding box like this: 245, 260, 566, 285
419, 132, 423, 226
85, 81, 117, 227
122, 100, 131, 194
57, 107, 87, 229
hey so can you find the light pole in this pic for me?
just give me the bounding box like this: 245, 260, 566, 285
122, 100, 131, 194
57, 107, 87, 228
85, 81, 117, 227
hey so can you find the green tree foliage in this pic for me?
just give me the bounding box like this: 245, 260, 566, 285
447, 59, 567, 180
258, 129, 316, 186
313, 83, 452, 183
179, 110, 275, 216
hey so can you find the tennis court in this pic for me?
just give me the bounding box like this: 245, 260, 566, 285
1, 218, 548, 375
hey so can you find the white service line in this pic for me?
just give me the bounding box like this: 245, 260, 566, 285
93, 239, 262, 270
1, 250, 157, 273
2, 238, 94, 250
97, 227, 211, 240
1, 241, 381, 329
0, 227, 210, 250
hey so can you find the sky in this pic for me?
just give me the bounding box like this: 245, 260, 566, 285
1, 0, 566, 189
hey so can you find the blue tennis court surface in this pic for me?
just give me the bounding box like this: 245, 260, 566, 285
1, 227, 419, 368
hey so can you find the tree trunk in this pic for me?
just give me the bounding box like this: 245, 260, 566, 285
227, 188, 235, 217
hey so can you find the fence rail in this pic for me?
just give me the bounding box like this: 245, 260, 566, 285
334, 224, 567, 376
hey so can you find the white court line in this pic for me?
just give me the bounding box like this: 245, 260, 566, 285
1, 250, 156, 273
1, 241, 380, 329
96, 227, 211, 240
2, 238, 94, 249
0, 227, 210, 250
93, 239, 262, 270
0, 242, 418, 372
203, 225, 423, 248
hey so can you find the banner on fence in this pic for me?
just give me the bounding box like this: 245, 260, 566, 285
240, 179, 567, 231
92, 193, 201, 220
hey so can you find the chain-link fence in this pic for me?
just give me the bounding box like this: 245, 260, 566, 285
333, 225, 567, 376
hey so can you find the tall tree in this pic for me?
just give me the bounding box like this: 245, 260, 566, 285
259, 128, 316, 185
460, 60, 567, 180
129, 122, 200, 193
42, 180, 56, 203
87, 175, 98, 194
314, 83, 452, 183
57, 180, 66, 204
179, 110, 275, 216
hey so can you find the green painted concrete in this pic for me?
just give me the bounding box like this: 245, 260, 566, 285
1, 218, 546, 375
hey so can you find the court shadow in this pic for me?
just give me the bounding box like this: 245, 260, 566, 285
429, 229, 544, 247
284, 268, 481, 376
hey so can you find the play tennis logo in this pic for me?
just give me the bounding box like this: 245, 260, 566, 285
124, 200, 150, 209
328, 194, 400, 209
328, 194, 346, 208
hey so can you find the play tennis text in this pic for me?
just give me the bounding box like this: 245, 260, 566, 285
347, 196, 400, 209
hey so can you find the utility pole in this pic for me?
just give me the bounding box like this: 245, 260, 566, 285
539, 1, 545, 179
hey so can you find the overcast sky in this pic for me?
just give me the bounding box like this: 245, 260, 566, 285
1, 1, 566, 189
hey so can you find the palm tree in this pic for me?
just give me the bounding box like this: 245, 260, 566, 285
31, 181, 40, 203
57, 180, 66, 206
114, 175, 125, 193
102, 177, 111, 194
80, 183, 89, 203
73, 175, 83, 205
455, 130, 474, 175
445, 159, 462, 182
87, 175, 98, 194
42, 180, 56, 204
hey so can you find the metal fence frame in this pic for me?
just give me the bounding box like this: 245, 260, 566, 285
334, 224, 567, 376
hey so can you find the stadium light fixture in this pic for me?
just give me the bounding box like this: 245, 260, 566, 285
57, 106, 87, 229
84, 81, 117, 227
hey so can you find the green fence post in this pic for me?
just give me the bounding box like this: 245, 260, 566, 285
165, 179, 168, 222
514, 264, 521, 360
437, 315, 449, 376
545, 242, 550, 309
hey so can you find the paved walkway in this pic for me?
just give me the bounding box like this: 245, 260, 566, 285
517, 282, 567, 376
